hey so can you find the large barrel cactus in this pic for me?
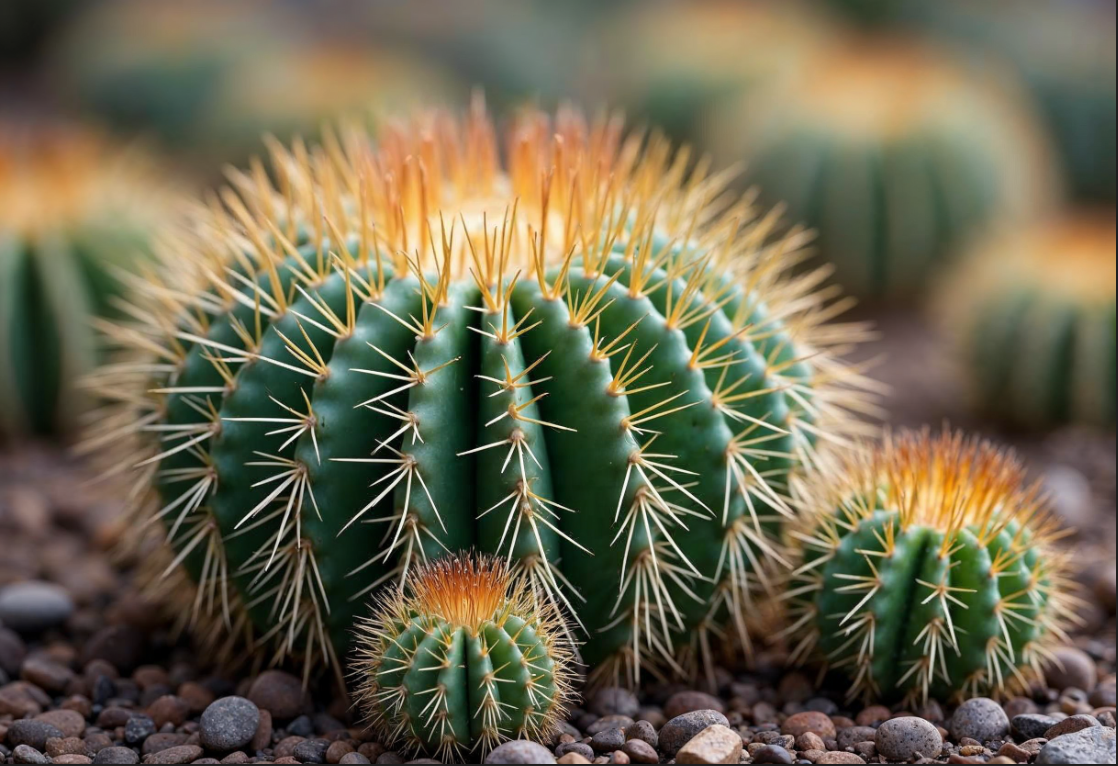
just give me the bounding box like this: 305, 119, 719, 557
937, 213, 1116, 429
706, 38, 1059, 300
87, 105, 871, 686
785, 429, 1074, 703
0, 126, 162, 438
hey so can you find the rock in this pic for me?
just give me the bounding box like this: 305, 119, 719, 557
590, 688, 641, 718
0, 627, 28, 675
249, 709, 272, 753
1004, 697, 1039, 719
292, 739, 330, 763
586, 715, 634, 736
951, 697, 1010, 743
12, 744, 52, 765
485, 739, 557, 763
199, 696, 260, 752
82, 626, 145, 674
665, 691, 725, 718
659, 710, 730, 757
620, 738, 657, 764
0, 581, 74, 633
836, 726, 878, 749
675, 724, 742, 764
624, 720, 657, 750
125, 715, 157, 745
141, 744, 204, 764
782, 711, 836, 738
147, 695, 190, 728
556, 743, 593, 761
247, 670, 308, 720
338, 754, 371, 765
855, 705, 891, 727
997, 742, 1032, 762
45, 736, 88, 758
6, 719, 66, 751
178, 681, 215, 714
1014, 714, 1061, 740
815, 754, 866, 764
1091, 681, 1117, 708
35, 709, 85, 739
590, 727, 625, 752
749, 744, 793, 764
142, 734, 188, 755
21, 655, 75, 692
94, 750, 139, 766
556, 754, 589, 765
1045, 714, 1101, 739
53, 756, 93, 765
875, 716, 943, 762
796, 732, 826, 752
1036, 726, 1115, 764
1046, 648, 1098, 693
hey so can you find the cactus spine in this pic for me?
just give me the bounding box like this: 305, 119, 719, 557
87, 104, 871, 687
785, 429, 1074, 703
354, 555, 573, 759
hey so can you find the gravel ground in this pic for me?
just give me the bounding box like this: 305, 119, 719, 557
1, 318, 1115, 765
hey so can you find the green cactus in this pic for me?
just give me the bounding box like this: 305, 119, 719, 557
938, 213, 1116, 429
785, 429, 1074, 703
705, 38, 1059, 299
0, 127, 161, 438
353, 554, 573, 758
86, 106, 871, 688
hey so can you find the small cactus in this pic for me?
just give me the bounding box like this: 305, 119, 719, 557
354, 554, 573, 759
785, 429, 1075, 703
86, 104, 872, 687
0, 126, 161, 438
705, 38, 1059, 299
938, 213, 1115, 429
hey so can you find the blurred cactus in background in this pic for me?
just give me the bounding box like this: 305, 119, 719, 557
706, 38, 1060, 300
938, 213, 1116, 429
0, 126, 165, 438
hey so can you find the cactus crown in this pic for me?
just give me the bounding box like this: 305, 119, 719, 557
786, 429, 1075, 704
353, 554, 574, 758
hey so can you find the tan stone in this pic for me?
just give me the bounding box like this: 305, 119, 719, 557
675, 724, 742, 765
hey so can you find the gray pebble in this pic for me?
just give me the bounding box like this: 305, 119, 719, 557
485, 739, 557, 763
590, 726, 626, 752
837, 726, 878, 749
589, 687, 640, 718
624, 719, 657, 750
555, 742, 594, 760
6, 720, 65, 751
1014, 714, 1061, 740
199, 696, 260, 751
875, 716, 943, 762
0, 581, 74, 633
950, 697, 1010, 743
94, 746, 140, 764
292, 738, 330, 763
659, 709, 729, 756
12, 744, 51, 765
1037, 726, 1116, 764
124, 714, 156, 744
751, 744, 794, 764
338, 754, 371, 765
0, 626, 27, 675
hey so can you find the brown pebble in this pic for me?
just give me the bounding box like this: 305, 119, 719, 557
46, 737, 88, 758
36, 709, 86, 738
327, 740, 354, 763
815, 753, 866, 764
664, 690, 725, 719
356, 742, 384, 760
557, 754, 591, 765
61, 695, 93, 718
247, 671, 308, 720
610, 750, 630, 765
22, 656, 76, 693
219, 754, 250, 765
177, 682, 214, 714
959, 744, 987, 756
620, 739, 657, 764
52, 756, 93, 765
273, 735, 305, 759
1044, 713, 1100, 739
675, 724, 742, 764
82, 732, 113, 754
142, 733, 188, 755
988, 758, 1016, 765
142, 744, 204, 764
133, 666, 170, 691
147, 695, 189, 728
855, 706, 891, 727
778, 672, 814, 704
250, 708, 273, 752
1045, 648, 1098, 692
796, 732, 825, 752
996, 741, 1031, 762
782, 711, 836, 739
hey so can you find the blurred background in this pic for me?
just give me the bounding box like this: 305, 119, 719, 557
1, 0, 1115, 657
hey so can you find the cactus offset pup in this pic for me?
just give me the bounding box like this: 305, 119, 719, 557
87, 104, 871, 687
785, 429, 1075, 703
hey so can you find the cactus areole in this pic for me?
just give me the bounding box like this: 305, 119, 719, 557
786, 429, 1074, 704
89, 104, 871, 688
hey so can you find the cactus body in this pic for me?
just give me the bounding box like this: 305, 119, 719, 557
706, 39, 1058, 299
354, 555, 573, 758
939, 213, 1116, 429
88, 107, 870, 686
786, 429, 1073, 703
0, 128, 159, 438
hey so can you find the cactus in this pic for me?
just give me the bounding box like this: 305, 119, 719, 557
785, 428, 1075, 703
705, 38, 1059, 299
86, 104, 872, 687
0, 126, 161, 438
937, 213, 1116, 429
353, 554, 573, 759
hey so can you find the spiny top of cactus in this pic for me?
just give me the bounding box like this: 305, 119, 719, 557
401, 555, 516, 634
787, 429, 1076, 703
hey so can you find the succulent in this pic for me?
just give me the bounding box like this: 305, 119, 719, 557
937, 213, 1116, 429
0, 126, 161, 438
705, 38, 1059, 299
87, 104, 871, 688
785, 429, 1075, 703
353, 554, 573, 759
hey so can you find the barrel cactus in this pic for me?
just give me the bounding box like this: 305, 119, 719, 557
354, 554, 573, 758
706, 38, 1058, 299
937, 213, 1116, 429
785, 429, 1074, 703
0, 126, 162, 438
87, 104, 871, 686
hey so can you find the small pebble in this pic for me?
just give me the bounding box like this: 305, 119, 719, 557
248, 671, 307, 721
749, 744, 793, 764
485, 739, 558, 763
675, 723, 742, 764
125, 715, 157, 745
141, 744, 204, 764
658, 710, 729, 757
1046, 648, 1098, 693
556, 742, 593, 761
21, 655, 75, 692
0, 627, 28, 675
6, 720, 65, 751
950, 697, 1010, 743
875, 717, 943, 762
623, 720, 656, 750
1014, 714, 1061, 740
836, 726, 877, 749
147, 695, 190, 728
93, 748, 140, 765
814, 753, 866, 764
590, 727, 625, 753
1036, 726, 1116, 764
1044, 714, 1101, 739
36, 709, 85, 739
199, 696, 260, 752
782, 711, 836, 739
590, 688, 640, 719
338, 754, 370, 765
620, 738, 657, 764
664, 691, 724, 718
0, 581, 75, 633
292, 738, 330, 764
12, 744, 52, 765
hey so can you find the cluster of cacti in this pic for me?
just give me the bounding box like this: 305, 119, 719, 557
85, 103, 873, 689
353, 555, 573, 759
937, 213, 1116, 429
785, 428, 1075, 703
0, 126, 161, 438
590, 0, 831, 144
705, 38, 1059, 299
